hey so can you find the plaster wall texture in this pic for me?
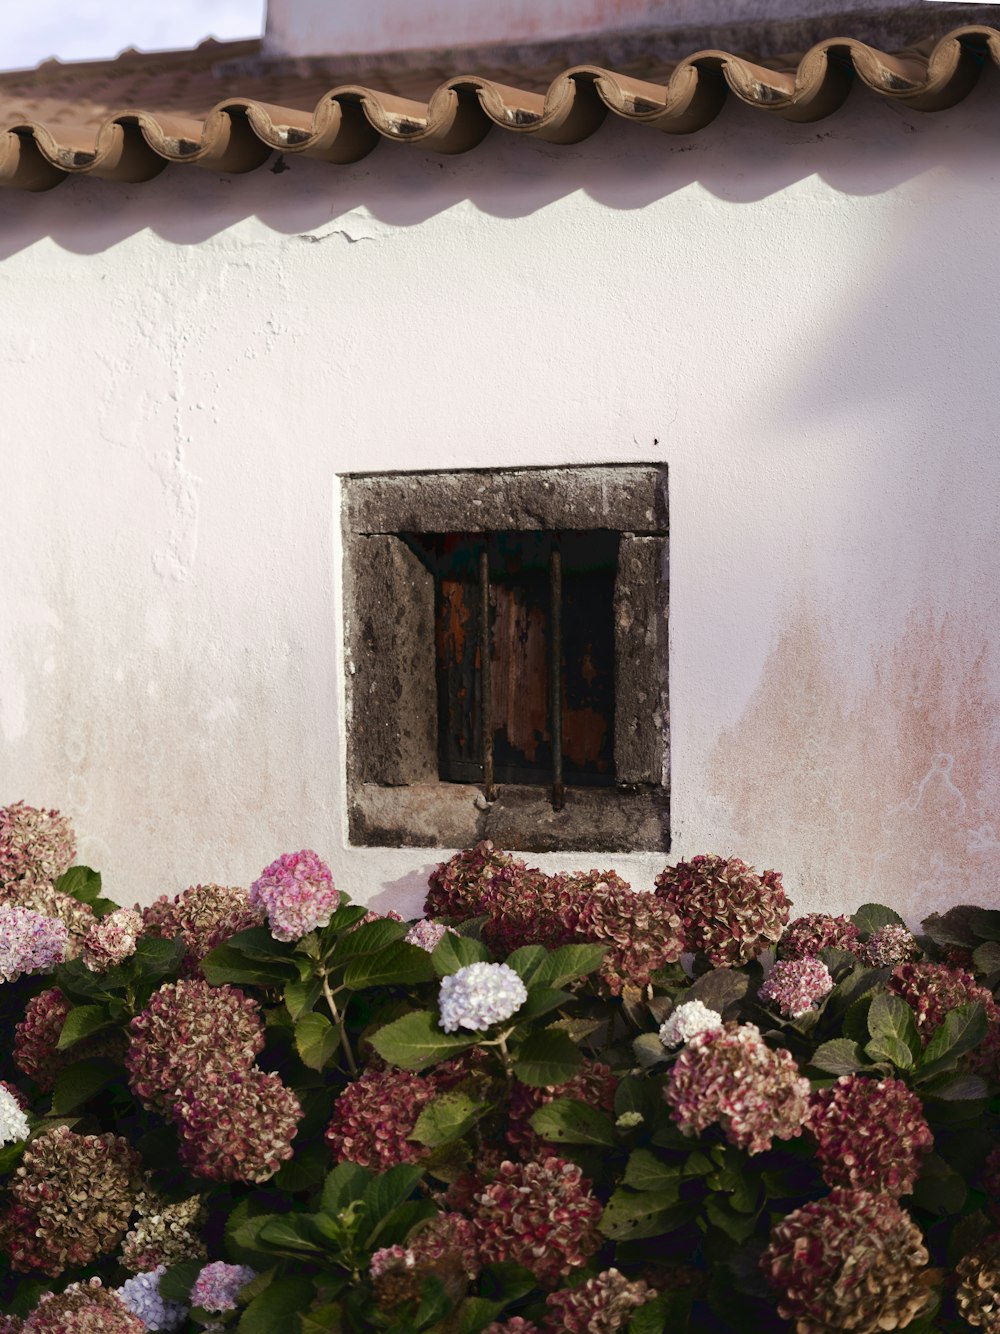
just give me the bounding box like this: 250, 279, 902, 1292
263, 0, 932, 56
2, 78, 999, 925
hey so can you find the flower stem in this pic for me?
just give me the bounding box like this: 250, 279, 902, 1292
319, 968, 357, 1077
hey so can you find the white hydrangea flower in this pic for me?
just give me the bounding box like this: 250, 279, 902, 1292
0, 1084, 29, 1147
438, 961, 528, 1033
117, 1265, 187, 1331
659, 999, 725, 1049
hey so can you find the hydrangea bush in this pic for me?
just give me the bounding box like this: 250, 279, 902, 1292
0, 805, 998, 1333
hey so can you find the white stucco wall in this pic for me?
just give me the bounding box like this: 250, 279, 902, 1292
2, 78, 1000, 924
263, 0, 931, 57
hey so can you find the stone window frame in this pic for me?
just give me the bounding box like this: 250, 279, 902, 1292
341, 464, 669, 852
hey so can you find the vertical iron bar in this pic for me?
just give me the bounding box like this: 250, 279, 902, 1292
479, 547, 496, 800
550, 546, 565, 811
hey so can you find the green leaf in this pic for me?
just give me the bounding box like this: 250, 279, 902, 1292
632, 1033, 669, 1068
447, 1297, 506, 1334
319, 903, 370, 938
294, 1012, 341, 1071
50, 1057, 120, 1113
55, 865, 102, 904
225, 926, 300, 962
411, 1092, 488, 1148
825, 965, 890, 1019
973, 941, 1000, 975
299, 1304, 345, 1334
969, 908, 1000, 941
912, 1152, 968, 1216
529, 1097, 616, 1148
705, 1195, 758, 1243
274, 1144, 330, 1193
810, 1038, 867, 1076
865, 1035, 915, 1070
158, 1259, 202, 1303
361, 1164, 425, 1246
629, 1294, 690, 1334
258, 1216, 325, 1256
623, 1149, 682, 1193
201, 945, 295, 987
370, 1010, 477, 1071
132, 934, 186, 976
321, 1162, 370, 1214
516, 987, 570, 1023
341, 941, 436, 990
867, 994, 921, 1063
237, 1277, 317, 1332
851, 903, 905, 937
921, 1073, 989, 1101
329, 918, 408, 963
504, 945, 549, 983
431, 933, 491, 976
0, 1142, 26, 1176
686, 968, 749, 1014
284, 975, 323, 1021
600, 1188, 689, 1240
56, 1004, 113, 1051
531, 943, 607, 988
512, 1029, 582, 1088
918, 1003, 988, 1080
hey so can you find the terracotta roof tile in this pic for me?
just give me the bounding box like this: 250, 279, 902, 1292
1, 26, 998, 192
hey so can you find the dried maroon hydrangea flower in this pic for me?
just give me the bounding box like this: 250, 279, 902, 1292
425, 841, 540, 920
471, 1157, 602, 1286
126, 978, 264, 1113
482, 1321, 541, 1334
23, 1279, 145, 1334
0, 1317, 22, 1334
326, 1067, 438, 1169
13, 987, 72, 1091
887, 961, 1000, 1079
0, 802, 75, 889
173, 1067, 300, 1183
120, 1192, 207, 1273
778, 913, 861, 961
479, 869, 629, 958
507, 1060, 617, 1154
409, 1212, 480, 1279
861, 923, 921, 968
808, 1075, 933, 1197
758, 957, 834, 1019
655, 854, 790, 966
664, 1023, 811, 1155
760, 1189, 934, 1334
82, 907, 143, 972
371, 1213, 481, 1310
955, 1231, 1000, 1332
140, 883, 263, 972
250, 849, 338, 942
0, 1126, 140, 1276
543, 1269, 659, 1333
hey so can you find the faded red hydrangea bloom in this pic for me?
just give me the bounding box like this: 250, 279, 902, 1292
955, 1231, 1000, 1332
326, 1067, 439, 1169
758, 957, 834, 1019
82, 907, 143, 972
479, 869, 629, 957
126, 978, 264, 1113
778, 913, 861, 960
655, 854, 790, 966
173, 1068, 301, 1183
482, 1321, 541, 1334
543, 1269, 659, 1333
887, 961, 1000, 1079
409, 1212, 480, 1278
0, 1127, 140, 1276
664, 1023, 810, 1155
808, 1075, 933, 1197
471, 1157, 602, 1286
507, 1060, 617, 1154
760, 1189, 934, 1334
861, 923, 921, 968
141, 883, 263, 972
13, 987, 72, 1091
23, 1280, 144, 1334
0, 802, 75, 889
425, 841, 541, 920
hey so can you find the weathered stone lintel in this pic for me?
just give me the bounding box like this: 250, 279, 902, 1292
343, 465, 668, 537
349, 782, 668, 853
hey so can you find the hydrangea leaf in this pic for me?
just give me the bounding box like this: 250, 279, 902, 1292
633, 1033, 670, 1068
972, 941, 1000, 975
55, 1003, 113, 1050
622, 1149, 682, 1194
158, 1258, 204, 1303
321, 1162, 371, 1214
50, 1056, 121, 1113
369, 1010, 477, 1070
809, 1038, 868, 1076
411, 1092, 489, 1148
341, 941, 436, 990
851, 903, 905, 938
512, 1029, 583, 1088
968, 908, 1000, 942
284, 975, 324, 1021
504, 945, 548, 983
361, 1163, 426, 1244
916, 1002, 988, 1080
515, 986, 570, 1023
912, 1152, 968, 1216
531, 943, 607, 988
685, 968, 748, 1014
447, 1296, 506, 1334
919, 1072, 989, 1101
430, 932, 491, 977
294, 1012, 341, 1072
258, 1216, 326, 1256
328, 918, 408, 964
600, 1188, 691, 1240
201, 944, 297, 987
529, 1097, 617, 1148
236, 1276, 318, 1332
54, 865, 102, 905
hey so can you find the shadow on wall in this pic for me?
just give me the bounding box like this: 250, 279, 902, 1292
708, 607, 1000, 922
1, 59, 999, 262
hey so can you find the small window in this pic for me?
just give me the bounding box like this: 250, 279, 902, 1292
341, 465, 668, 853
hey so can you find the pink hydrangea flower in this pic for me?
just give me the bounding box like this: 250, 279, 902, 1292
82, 907, 143, 972
0, 906, 68, 983
543, 1269, 659, 1332
808, 1075, 933, 1197
664, 1023, 811, 1155
249, 850, 338, 942
759, 957, 834, 1019
404, 919, 457, 952
190, 1262, 256, 1313
861, 923, 920, 967
370, 1245, 414, 1279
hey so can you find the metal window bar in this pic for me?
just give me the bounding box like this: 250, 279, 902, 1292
478, 547, 497, 801
550, 544, 565, 811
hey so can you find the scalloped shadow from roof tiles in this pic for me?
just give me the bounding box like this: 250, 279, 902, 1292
1, 23, 999, 193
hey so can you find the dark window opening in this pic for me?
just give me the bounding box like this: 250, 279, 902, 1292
404, 531, 618, 802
